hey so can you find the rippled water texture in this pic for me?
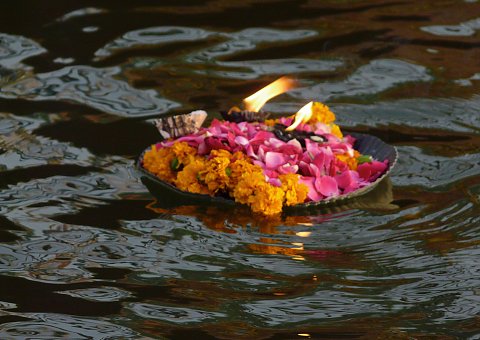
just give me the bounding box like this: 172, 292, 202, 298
1, 1, 480, 338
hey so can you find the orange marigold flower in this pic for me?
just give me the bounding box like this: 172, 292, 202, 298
200, 149, 233, 193
231, 151, 248, 162
310, 102, 336, 125
232, 171, 265, 205
175, 158, 211, 195
336, 150, 360, 171
330, 123, 343, 139
171, 141, 197, 166
279, 173, 308, 206
228, 157, 263, 190
233, 171, 285, 215
210, 149, 233, 160
142, 145, 176, 183
248, 182, 285, 216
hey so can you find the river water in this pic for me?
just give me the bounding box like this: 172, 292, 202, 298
1, 1, 480, 339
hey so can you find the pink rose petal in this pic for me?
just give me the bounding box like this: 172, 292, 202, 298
358, 160, 388, 181
315, 176, 339, 197
268, 177, 282, 187
265, 152, 287, 169
299, 176, 322, 201
246, 144, 258, 159
234, 135, 249, 146
268, 137, 286, 149
277, 163, 299, 175
335, 170, 360, 192
250, 131, 274, 145
253, 160, 266, 169
286, 139, 302, 153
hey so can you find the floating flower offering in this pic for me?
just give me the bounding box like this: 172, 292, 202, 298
139, 77, 396, 216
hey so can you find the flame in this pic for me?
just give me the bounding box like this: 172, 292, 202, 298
243, 76, 298, 112
285, 101, 313, 131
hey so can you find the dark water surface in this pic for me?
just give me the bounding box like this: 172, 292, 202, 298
1, 1, 480, 338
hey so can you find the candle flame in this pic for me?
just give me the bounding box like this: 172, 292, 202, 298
285, 101, 313, 131
243, 76, 298, 112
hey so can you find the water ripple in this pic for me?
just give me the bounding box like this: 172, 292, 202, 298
334, 96, 480, 133
393, 146, 480, 188
55, 7, 107, 23
128, 303, 226, 324
0, 65, 180, 117
188, 28, 317, 62
421, 17, 480, 37
290, 59, 432, 101
95, 26, 216, 59
0, 33, 45, 69
203, 58, 344, 80
58, 287, 132, 302
243, 290, 389, 326
0, 133, 92, 170
0, 313, 140, 339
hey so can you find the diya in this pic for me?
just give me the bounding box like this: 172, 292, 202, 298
137, 77, 397, 216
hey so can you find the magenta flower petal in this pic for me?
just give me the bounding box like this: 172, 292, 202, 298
312, 152, 329, 175
299, 160, 312, 176
357, 160, 388, 181
315, 176, 339, 197
268, 177, 282, 187
371, 160, 388, 173
302, 124, 312, 132
330, 157, 349, 176
268, 137, 286, 150
335, 170, 360, 191
344, 135, 356, 145
234, 135, 249, 146
264, 169, 278, 178
198, 141, 208, 155
286, 139, 303, 153
277, 163, 299, 175
329, 140, 354, 157
313, 123, 330, 135
265, 152, 287, 169
305, 139, 321, 157
250, 131, 274, 145
246, 144, 258, 159
278, 117, 293, 126
205, 137, 231, 152
309, 163, 321, 178
299, 176, 322, 201
253, 160, 266, 169
257, 145, 266, 161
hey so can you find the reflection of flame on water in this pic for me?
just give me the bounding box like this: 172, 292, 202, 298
243, 76, 298, 112
286, 101, 313, 131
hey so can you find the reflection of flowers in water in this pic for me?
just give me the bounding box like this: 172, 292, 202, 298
147, 201, 310, 230
146, 177, 395, 261
146, 202, 341, 262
